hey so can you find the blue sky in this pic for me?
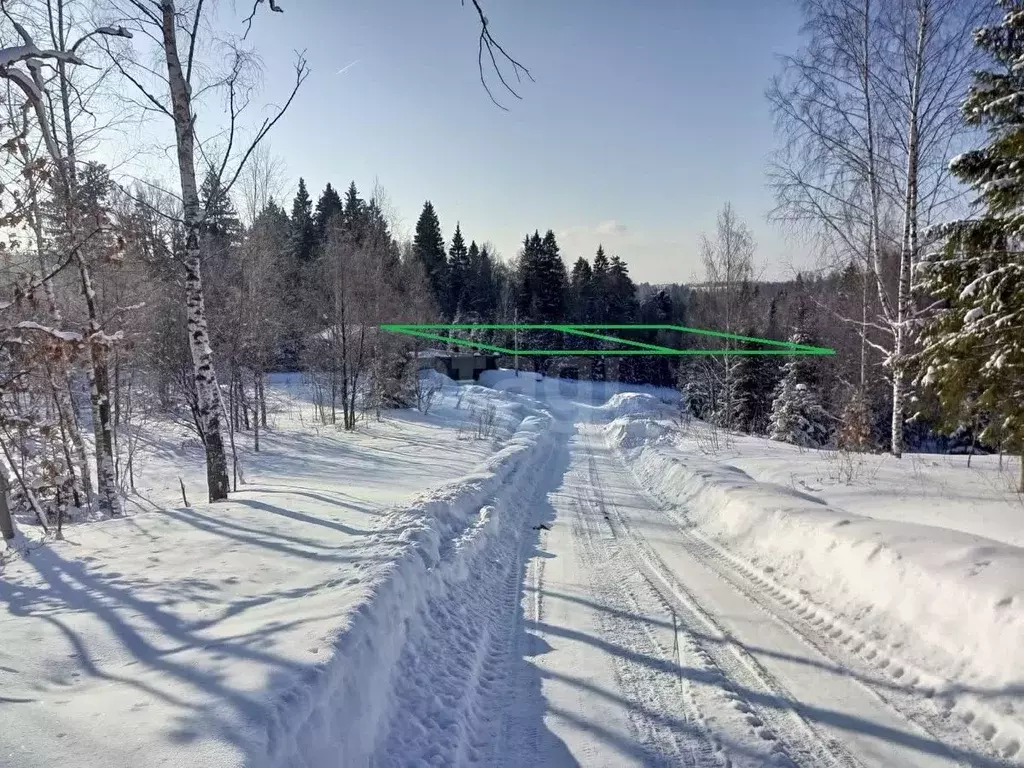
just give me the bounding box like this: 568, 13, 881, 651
242, 0, 809, 283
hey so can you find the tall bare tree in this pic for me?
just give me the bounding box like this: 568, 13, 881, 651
104, 0, 307, 501
697, 203, 756, 428
768, 0, 986, 455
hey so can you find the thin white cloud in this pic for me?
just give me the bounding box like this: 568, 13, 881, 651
556, 220, 629, 243
596, 219, 628, 236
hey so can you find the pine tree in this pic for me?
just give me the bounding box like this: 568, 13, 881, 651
313, 183, 343, 244
288, 178, 316, 265
447, 223, 470, 316
343, 181, 367, 242
918, 1, 1024, 489
412, 201, 448, 318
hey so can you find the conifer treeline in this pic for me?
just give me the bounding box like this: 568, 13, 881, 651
276, 181, 930, 454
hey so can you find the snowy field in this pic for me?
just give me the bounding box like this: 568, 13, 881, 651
2, 370, 1022, 767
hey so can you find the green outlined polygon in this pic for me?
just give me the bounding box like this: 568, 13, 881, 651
379, 324, 835, 357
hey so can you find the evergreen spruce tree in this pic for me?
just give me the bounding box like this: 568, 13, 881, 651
447, 223, 470, 316
313, 183, 343, 244
731, 327, 769, 434
478, 245, 499, 322
638, 289, 675, 385
513, 230, 566, 369
199, 169, 242, 245
342, 181, 367, 243
680, 359, 714, 420
288, 177, 316, 265
918, 1, 1024, 489
516, 231, 544, 319
279, 178, 316, 367
569, 257, 593, 324
536, 230, 567, 321
412, 201, 448, 318
608, 254, 638, 322
591, 245, 611, 321
769, 325, 831, 448
462, 240, 487, 320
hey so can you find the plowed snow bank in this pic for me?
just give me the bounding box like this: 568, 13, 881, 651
606, 414, 1024, 760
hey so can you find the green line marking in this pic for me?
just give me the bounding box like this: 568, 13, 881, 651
552, 326, 680, 353
380, 323, 836, 357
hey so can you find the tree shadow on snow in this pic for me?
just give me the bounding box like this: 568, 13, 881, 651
496, 427, 580, 767
0, 544, 346, 755
526, 595, 1015, 768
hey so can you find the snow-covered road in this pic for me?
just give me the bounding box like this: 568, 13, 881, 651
3, 375, 1017, 767
383, 400, 1011, 767
508, 418, 1004, 767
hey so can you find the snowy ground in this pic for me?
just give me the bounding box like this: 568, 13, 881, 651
2, 370, 1022, 767
0, 374, 534, 768
673, 425, 1024, 548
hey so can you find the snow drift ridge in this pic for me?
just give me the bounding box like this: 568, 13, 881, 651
253, 406, 556, 768
606, 415, 1024, 759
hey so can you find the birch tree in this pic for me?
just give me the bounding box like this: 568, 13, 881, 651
1, 1, 131, 516
697, 203, 755, 428
103, 0, 307, 501
769, 0, 985, 456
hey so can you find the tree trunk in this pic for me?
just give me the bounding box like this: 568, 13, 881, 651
47, 365, 88, 510
161, 0, 230, 502
228, 366, 237, 432
258, 374, 266, 434
253, 389, 260, 453
87, 340, 122, 516
71, 246, 121, 516
24, 156, 93, 511
0, 468, 15, 543
891, 0, 927, 459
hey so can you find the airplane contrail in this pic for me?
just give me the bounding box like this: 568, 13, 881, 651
336, 59, 360, 76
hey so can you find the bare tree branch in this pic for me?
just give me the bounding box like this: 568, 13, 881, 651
219, 52, 308, 197
242, 0, 283, 40
464, 0, 533, 110
185, 0, 204, 84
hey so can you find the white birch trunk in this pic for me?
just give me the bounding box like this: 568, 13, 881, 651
891, 0, 928, 458
160, 0, 231, 501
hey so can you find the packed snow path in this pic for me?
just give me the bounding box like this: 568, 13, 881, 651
374, 401, 1013, 767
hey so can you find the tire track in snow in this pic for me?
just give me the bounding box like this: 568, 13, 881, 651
614, 469, 1020, 768
597, 424, 1014, 767
566, 464, 730, 767
575, 429, 858, 768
